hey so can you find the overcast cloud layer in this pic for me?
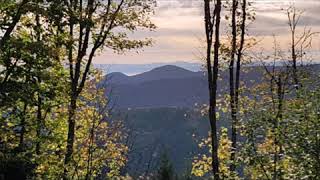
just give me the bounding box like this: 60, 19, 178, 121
95, 0, 320, 64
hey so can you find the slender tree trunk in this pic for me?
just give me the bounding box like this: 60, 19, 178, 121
268, 73, 285, 180
274, 77, 284, 180
64, 94, 77, 178
204, 0, 220, 178
63, 6, 76, 176
35, 11, 42, 155
236, 0, 247, 112
288, 7, 300, 88
212, 0, 222, 178
231, 0, 247, 172
36, 89, 42, 155
229, 0, 238, 172
291, 25, 299, 87
18, 103, 28, 152
18, 67, 31, 152
85, 119, 96, 180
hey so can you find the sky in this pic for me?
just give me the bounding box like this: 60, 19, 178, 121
94, 0, 320, 65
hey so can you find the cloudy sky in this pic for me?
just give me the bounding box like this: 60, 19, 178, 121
94, 0, 320, 64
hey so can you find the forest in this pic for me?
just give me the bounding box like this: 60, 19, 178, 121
0, 0, 319, 179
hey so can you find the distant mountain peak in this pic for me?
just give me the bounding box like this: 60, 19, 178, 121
149, 65, 193, 73
132, 65, 200, 82
105, 64, 202, 86
108, 72, 128, 77
105, 72, 129, 83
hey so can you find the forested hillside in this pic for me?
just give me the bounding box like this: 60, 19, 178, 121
1, 0, 320, 179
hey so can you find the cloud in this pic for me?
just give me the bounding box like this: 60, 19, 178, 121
95, 0, 320, 64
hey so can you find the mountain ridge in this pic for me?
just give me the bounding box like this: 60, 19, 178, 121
103, 65, 257, 108
106, 64, 203, 85
103, 64, 320, 109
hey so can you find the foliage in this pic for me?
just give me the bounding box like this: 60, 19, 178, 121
1, 0, 154, 178
0, 68, 129, 179
193, 2, 320, 180
192, 128, 237, 179
157, 152, 176, 180
66, 74, 127, 179
0, 0, 319, 179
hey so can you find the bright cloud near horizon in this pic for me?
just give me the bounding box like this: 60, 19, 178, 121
94, 0, 320, 64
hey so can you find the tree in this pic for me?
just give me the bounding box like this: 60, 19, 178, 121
241, 33, 319, 179
203, 0, 222, 178
227, 0, 248, 172
157, 152, 176, 180
286, 5, 318, 88
0, 1, 69, 178
1, 1, 140, 177
228, 0, 239, 172
53, 0, 156, 177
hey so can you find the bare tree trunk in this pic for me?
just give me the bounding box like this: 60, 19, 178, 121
213, 0, 222, 178
287, 7, 300, 88
204, 0, 221, 178
236, 0, 247, 114
229, 0, 238, 172
18, 67, 32, 152
85, 112, 97, 180
64, 94, 77, 178
290, 22, 299, 87
36, 87, 42, 155
18, 103, 28, 152
272, 78, 282, 180
35, 11, 42, 155
231, 0, 247, 172
274, 76, 285, 180
63, 1, 77, 176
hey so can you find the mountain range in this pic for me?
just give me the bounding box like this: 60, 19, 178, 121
103, 65, 265, 109
94, 62, 202, 76
99, 64, 320, 175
